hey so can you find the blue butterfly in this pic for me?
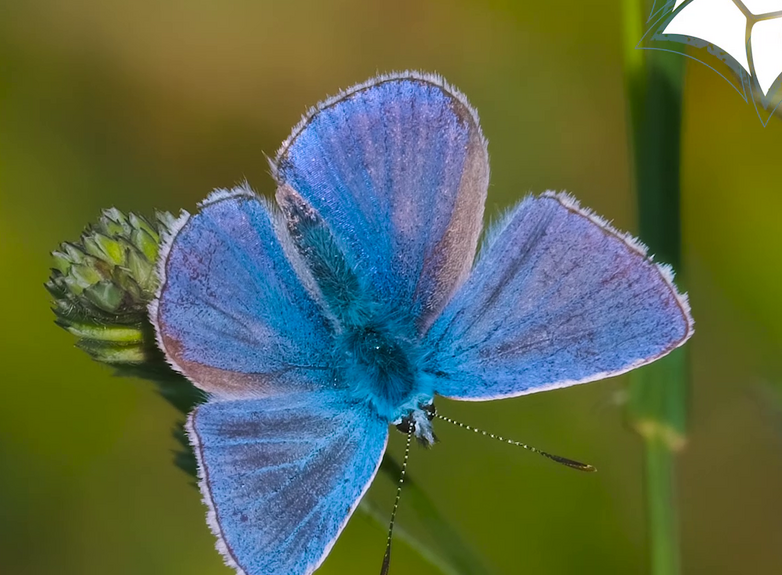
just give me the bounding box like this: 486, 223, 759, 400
150, 71, 693, 575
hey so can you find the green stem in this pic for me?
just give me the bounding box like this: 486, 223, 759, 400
359, 498, 463, 575
646, 436, 680, 575
379, 457, 489, 575
622, 2, 688, 575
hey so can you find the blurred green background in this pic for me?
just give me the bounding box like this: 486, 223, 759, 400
2, 1, 781, 574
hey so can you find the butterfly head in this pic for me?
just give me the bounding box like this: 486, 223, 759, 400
395, 402, 437, 446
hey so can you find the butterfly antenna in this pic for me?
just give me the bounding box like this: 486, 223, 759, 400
434, 413, 596, 472
380, 427, 414, 575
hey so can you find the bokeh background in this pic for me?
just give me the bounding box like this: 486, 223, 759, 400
2, 1, 781, 574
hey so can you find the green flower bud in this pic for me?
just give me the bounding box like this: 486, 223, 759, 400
46, 209, 173, 365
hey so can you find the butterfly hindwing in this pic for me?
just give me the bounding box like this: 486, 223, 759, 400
151, 187, 331, 398
427, 192, 694, 400
188, 392, 388, 575
273, 72, 489, 332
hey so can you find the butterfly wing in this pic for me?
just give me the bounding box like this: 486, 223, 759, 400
187, 392, 388, 575
427, 192, 694, 400
273, 72, 489, 332
151, 186, 331, 398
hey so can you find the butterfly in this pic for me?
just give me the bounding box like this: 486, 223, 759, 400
150, 71, 693, 575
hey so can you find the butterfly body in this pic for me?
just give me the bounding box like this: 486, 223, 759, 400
337, 315, 435, 429
151, 71, 693, 575
278, 182, 436, 431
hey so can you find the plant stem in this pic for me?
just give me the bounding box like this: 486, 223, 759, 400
379, 456, 489, 575
622, 2, 688, 575
359, 498, 462, 575
645, 435, 680, 575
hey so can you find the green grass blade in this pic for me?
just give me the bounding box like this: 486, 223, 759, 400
622, 2, 689, 575
359, 497, 463, 575
378, 456, 490, 575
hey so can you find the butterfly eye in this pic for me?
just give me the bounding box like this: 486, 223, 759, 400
394, 414, 416, 434
423, 403, 437, 421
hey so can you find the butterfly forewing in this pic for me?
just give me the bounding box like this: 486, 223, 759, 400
151, 188, 331, 398
273, 72, 489, 333
428, 192, 693, 400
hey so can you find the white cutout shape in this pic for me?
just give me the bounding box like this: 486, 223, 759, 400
663, 0, 751, 73
752, 17, 782, 94
656, 0, 782, 105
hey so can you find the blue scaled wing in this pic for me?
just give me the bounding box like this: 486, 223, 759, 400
151, 186, 331, 398
187, 392, 388, 575
427, 192, 694, 400
273, 72, 489, 332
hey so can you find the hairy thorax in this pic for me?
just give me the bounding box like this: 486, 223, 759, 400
336, 316, 435, 442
